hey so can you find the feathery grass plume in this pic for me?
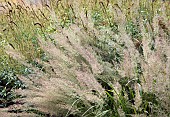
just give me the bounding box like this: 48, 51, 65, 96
0, 0, 169, 116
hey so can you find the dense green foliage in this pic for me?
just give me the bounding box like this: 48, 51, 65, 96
0, 69, 25, 107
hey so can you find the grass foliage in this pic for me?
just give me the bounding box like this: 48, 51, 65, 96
0, 0, 169, 116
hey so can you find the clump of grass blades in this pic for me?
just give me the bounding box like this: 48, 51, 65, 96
0, 1, 51, 61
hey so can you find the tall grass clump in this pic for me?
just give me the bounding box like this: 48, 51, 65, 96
0, 0, 169, 116
0, 1, 51, 108
67, 0, 169, 116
